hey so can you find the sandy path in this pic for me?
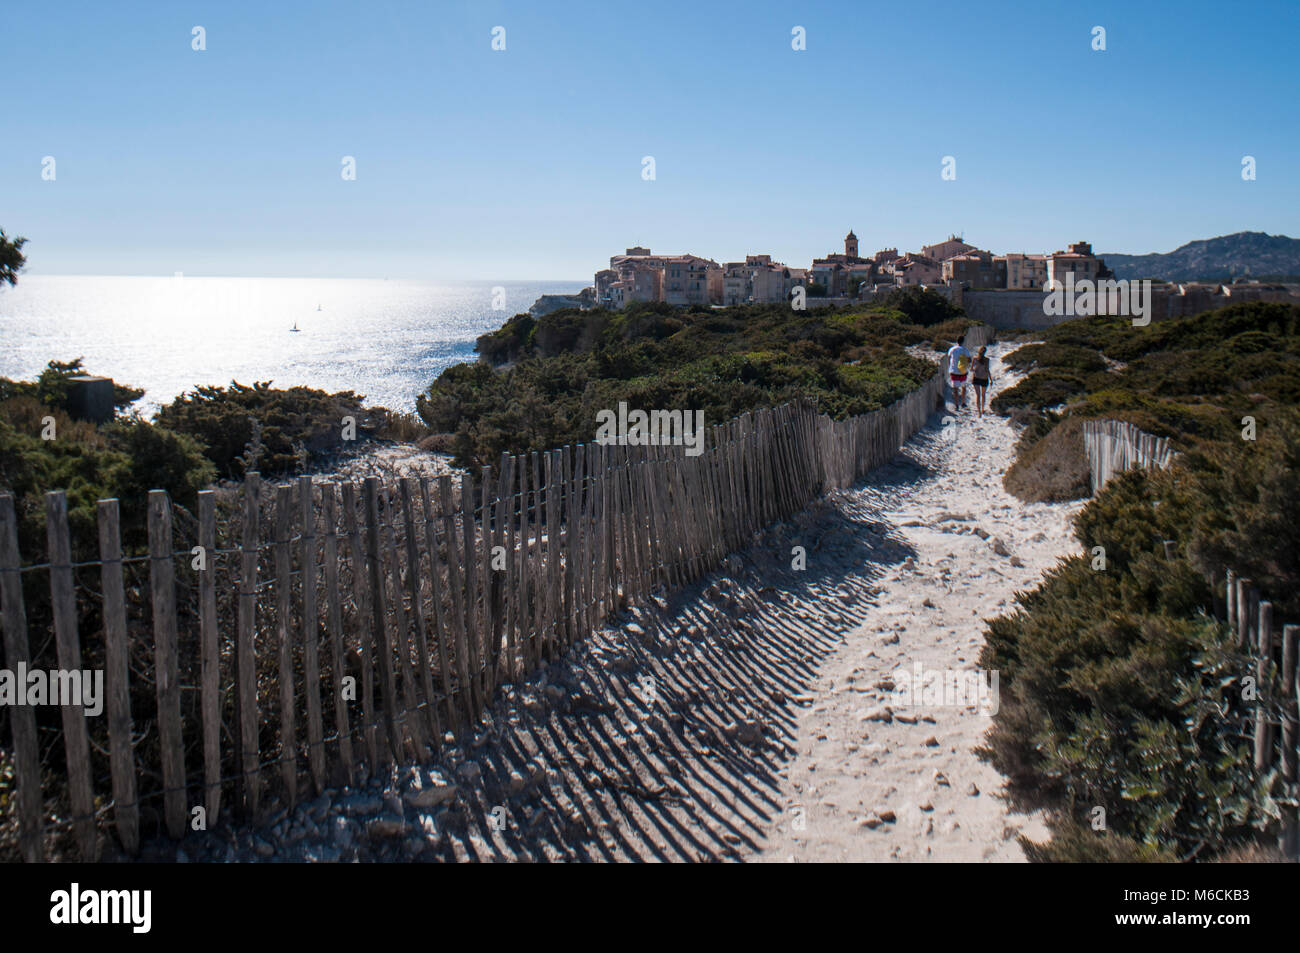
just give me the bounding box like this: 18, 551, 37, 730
157, 341, 1084, 864
752, 341, 1083, 861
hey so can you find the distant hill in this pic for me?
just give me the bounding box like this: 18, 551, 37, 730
1102, 231, 1300, 281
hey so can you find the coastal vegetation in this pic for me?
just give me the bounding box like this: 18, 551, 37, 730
984, 300, 1300, 861
0, 360, 424, 561
416, 289, 979, 472
155, 382, 391, 479
0, 359, 214, 558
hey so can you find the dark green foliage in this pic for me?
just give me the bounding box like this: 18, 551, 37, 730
986, 301, 1300, 860
419, 299, 977, 470
0, 358, 145, 413
475, 313, 537, 364
1003, 342, 1108, 375
1183, 413, 1300, 620
102, 416, 215, 531
997, 301, 1300, 480
1019, 822, 1177, 863
0, 228, 26, 287
980, 514, 1264, 861
155, 381, 378, 478
991, 371, 1090, 412
0, 397, 214, 561
875, 286, 965, 327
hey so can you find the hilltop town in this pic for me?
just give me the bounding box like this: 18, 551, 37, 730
585, 232, 1110, 307
531, 232, 1300, 328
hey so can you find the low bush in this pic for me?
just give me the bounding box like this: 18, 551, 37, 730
991, 371, 1090, 412
155, 381, 382, 478
1003, 342, 1108, 375
0, 395, 213, 559
1002, 415, 1090, 502
420, 293, 982, 471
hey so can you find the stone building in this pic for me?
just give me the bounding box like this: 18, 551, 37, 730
892, 253, 942, 287
595, 247, 722, 308
921, 236, 979, 262
942, 251, 1007, 289
1000, 253, 1049, 290
1046, 241, 1109, 287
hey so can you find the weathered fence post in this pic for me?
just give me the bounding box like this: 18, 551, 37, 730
494, 456, 515, 683
439, 475, 476, 726
341, 481, 380, 774
321, 483, 355, 785
1255, 601, 1275, 773
46, 492, 97, 859
273, 482, 299, 806
401, 477, 440, 746
236, 473, 263, 815
1236, 577, 1253, 651
460, 475, 485, 714
1226, 569, 1237, 630
0, 494, 44, 861
147, 489, 186, 842
299, 476, 326, 794
419, 478, 457, 733
363, 477, 403, 763
478, 465, 495, 700
196, 490, 221, 824
380, 483, 428, 759
1280, 624, 1298, 859
98, 498, 139, 855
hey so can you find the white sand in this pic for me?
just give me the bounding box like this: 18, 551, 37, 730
751, 340, 1083, 861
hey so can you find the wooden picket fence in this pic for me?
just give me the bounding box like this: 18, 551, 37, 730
1223, 569, 1300, 858
0, 365, 951, 862
1081, 418, 1177, 493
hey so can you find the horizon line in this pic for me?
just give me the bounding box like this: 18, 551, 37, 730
9, 273, 592, 283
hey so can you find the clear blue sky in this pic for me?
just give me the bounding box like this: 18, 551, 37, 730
3, 0, 1297, 280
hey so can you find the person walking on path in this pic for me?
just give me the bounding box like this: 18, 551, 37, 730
946, 334, 972, 410
971, 346, 992, 417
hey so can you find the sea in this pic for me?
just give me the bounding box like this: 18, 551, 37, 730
0, 276, 587, 415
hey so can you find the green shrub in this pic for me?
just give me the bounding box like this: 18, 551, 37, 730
875, 286, 964, 326
986, 302, 1300, 860
991, 371, 1089, 412
1003, 343, 1108, 375
980, 534, 1262, 861
0, 399, 213, 560
156, 381, 379, 478
418, 299, 981, 471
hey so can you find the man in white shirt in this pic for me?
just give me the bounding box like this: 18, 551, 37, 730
946, 334, 972, 410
